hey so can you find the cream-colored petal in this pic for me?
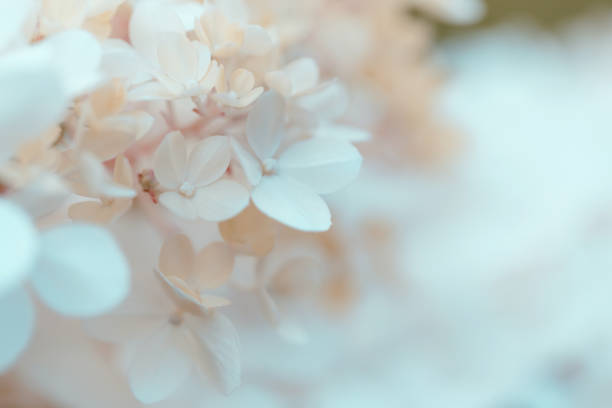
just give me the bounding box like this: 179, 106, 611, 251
283, 58, 319, 96
159, 192, 198, 220
113, 155, 133, 187
218, 203, 276, 257
192, 179, 250, 222
156, 32, 198, 83
193, 242, 234, 290
241, 25, 273, 56
153, 131, 187, 189
185, 136, 231, 187
230, 69, 254, 96
159, 234, 195, 281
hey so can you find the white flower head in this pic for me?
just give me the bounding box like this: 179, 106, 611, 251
232, 91, 362, 232
153, 131, 249, 221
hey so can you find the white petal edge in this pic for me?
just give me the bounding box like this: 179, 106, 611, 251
251, 175, 331, 232
193, 180, 250, 222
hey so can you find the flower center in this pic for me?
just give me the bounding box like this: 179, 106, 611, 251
179, 181, 195, 198
262, 158, 277, 175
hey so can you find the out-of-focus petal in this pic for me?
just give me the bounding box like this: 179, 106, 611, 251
241, 25, 273, 56
159, 234, 195, 282
154, 131, 187, 189
294, 80, 348, 122
0, 0, 33, 50
0, 199, 38, 297
218, 204, 276, 256
193, 242, 234, 290
246, 91, 285, 161
184, 312, 241, 394
159, 192, 198, 220
128, 325, 192, 404
185, 136, 231, 187
284, 58, 319, 96
31, 224, 130, 317
313, 124, 371, 143
192, 180, 250, 222
251, 175, 331, 232
278, 138, 362, 194
0, 288, 34, 372
85, 313, 166, 344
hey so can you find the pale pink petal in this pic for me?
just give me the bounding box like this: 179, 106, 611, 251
193, 242, 234, 290
192, 180, 250, 222
128, 325, 193, 404
195, 41, 212, 80
251, 175, 331, 232
230, 69, 254, 95
68, 200, 110, 223
128, 80, 175, 101
31, 224, 130, 317
230, 137, 262, 187
277, 138, 362, 194
185, 136, 231, 187
246, 91, 285, 161
113, 155, 133, 187
159, 192, 198, 220
159, 234, 195, 281
0, 288, 34, 372
153, 131, 187, 189
184, 312, 241, 394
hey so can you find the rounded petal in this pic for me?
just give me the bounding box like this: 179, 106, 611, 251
0, 0, 33, 49
251, 175, 331, 232
128, 325, 193, 404
218, 204, 275, 257
246, 91, 285, 161
241, 25, 273, 56
159, 192, 198, 220
185, 136, 231, 187
0, 288, 34, 372
129, 1, 185, 62
31, 224, 130, 317
194, 242, 234, 290
0, 51, 67, 162
294, 80, 348, 121
192, 180, 250, 222
156, 32, 198, 83
68, 200, 116, 224
278, 139, 362, 194
184, 312, 241, 394
154, 131, 187, 189
283, 58, 319, 96
230, 137, 262, 187
159, 234, 195, 281
0, 200, 37, 297
230, 69, 255, 95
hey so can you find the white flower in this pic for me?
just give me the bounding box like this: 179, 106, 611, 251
86, 234, 240, 404
232, 91, 362, 231
194, 5, 274, 59
153, 131, 249, 221
212, 67, 264, 109
158, 234, 234, 309
265, 57, 320, 99
0, 199, 130, 372
68, 155, 134, 224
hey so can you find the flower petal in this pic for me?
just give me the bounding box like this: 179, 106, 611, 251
230, 137, 262, 187
0, 200, 37, 297
154, 131, 187, 189
241, 25, 273, 56
246, 91, 285, 161
294, 80, 348, 122
159, 192, 198, 220
186, 136, 231, 187
184, 312, 241, 394
0, 288, 34, 372
218, 204, 276, 257
156, 32, 198, 83
251, 175, 331, 232
159, 234, 195, 282
192, 180, 250, 222
128, 325, 193, 404
313, 124, 371, 143
0, 0, 33, 50
31, 224, 130, 317
283, 58, 319, 96
194, 242, 234, 290
277, 138, 362, 194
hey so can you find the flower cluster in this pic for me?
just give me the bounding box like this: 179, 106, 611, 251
0, 0, 484, 406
